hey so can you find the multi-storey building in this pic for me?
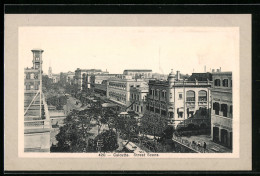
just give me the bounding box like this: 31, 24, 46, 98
129, 84, 149, 115
24, 49, 51, 152
211, 71, 232, 149
106, 77, 147, 108
123, 69, 153, 79
66, 71, 75, 85
90, 74, 120, 96
146, 70, 211, 128
75, 68, 104, 91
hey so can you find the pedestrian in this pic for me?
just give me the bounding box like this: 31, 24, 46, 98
203, 142, 207, 152
197, 142, 201, 148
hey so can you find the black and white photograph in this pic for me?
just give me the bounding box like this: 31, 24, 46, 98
21, 26, 237, 155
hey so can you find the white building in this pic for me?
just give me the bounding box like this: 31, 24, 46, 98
211, 71, 232, 149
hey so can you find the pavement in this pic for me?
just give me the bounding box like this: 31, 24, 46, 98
175, 134, 232, 153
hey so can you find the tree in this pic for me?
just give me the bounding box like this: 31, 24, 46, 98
93, 130, 119, 152
113, 112, 139, 148
140, 111, 168, 139
52, 110, 94, 152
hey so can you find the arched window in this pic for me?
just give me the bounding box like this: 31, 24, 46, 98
214, 79, 221, 86
186, 90, 195, 101
198, 90, 207, 102
223, 79, 228, 87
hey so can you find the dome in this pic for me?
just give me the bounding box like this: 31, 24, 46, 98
168, 69, 175, 78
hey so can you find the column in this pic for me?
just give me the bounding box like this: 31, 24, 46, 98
211, 124, 214, 141
218, 127, 222, 143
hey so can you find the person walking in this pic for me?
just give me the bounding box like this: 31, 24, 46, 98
203, 142, 207, 153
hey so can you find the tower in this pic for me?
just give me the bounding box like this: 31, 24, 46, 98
31, 49, 44, 70
24, 49, 44, 118
48, 67, 52, 78
168, 69, 175, 86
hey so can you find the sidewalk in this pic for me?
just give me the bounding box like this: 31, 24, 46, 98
175, 134, 232, 153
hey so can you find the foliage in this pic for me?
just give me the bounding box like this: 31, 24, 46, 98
140, 111, 168, 138
114, 113, 139, 140
92, 130, 119, 152
52, 110, 94, 152
160, 125, 174, 140
47, 95, 67, 110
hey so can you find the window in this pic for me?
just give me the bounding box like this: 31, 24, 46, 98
214, 79, 221, 86
223, 79, 229, 87
230, 105, 233, 115
149, 89, 152, 95
178, 112, 183, 118
30, 73, 34, 79
161, 110, 166, 116
137, 106, 139, 112
161, 91, 164, 98
221, 104, 228, 117
179, 93, 182, 99
30, 85, 34, 89
141, 106, 143, 112
231, 80, 232, 87
169, 112, 173, 118
186, 91, 195, 101
213, 102, 220, 115
198, 90, 207, 102
155, 90, 158, 96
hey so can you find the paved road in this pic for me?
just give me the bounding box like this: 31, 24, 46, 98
63, 95, 83, 115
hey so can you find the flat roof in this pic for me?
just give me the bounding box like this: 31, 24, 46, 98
124, 69, 152, 72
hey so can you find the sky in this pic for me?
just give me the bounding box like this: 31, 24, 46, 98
19, 27, 239, 75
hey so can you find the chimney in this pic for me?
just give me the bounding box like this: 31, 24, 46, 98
212, 69, 215, 73
217, 69, 220, 72
176, 70, 180, 81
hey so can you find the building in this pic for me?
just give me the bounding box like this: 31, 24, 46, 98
66, 71, 75, 85
129, 84, 149, 115
52, 74, 60, 83
24, 49, 51, 152
90, 74, 120, 96
47, 66, 60, 83
146, 70, 211, 128
74, 68, 104, 91
106, 77, 148, 109
211, 71, 232, 149
188, 72, 213, 82
123, 69, 153, 79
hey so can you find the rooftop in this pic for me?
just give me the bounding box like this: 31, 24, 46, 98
124, 69, 152, 72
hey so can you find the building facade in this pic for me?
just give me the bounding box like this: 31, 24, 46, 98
129, 84, 149, 115
123, 69, 153, 79
106, 77, 147, 108
75, 68, 104, 91
211, 71, 232, 149
90, 74, 119, 96
146, 70, 211, 128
